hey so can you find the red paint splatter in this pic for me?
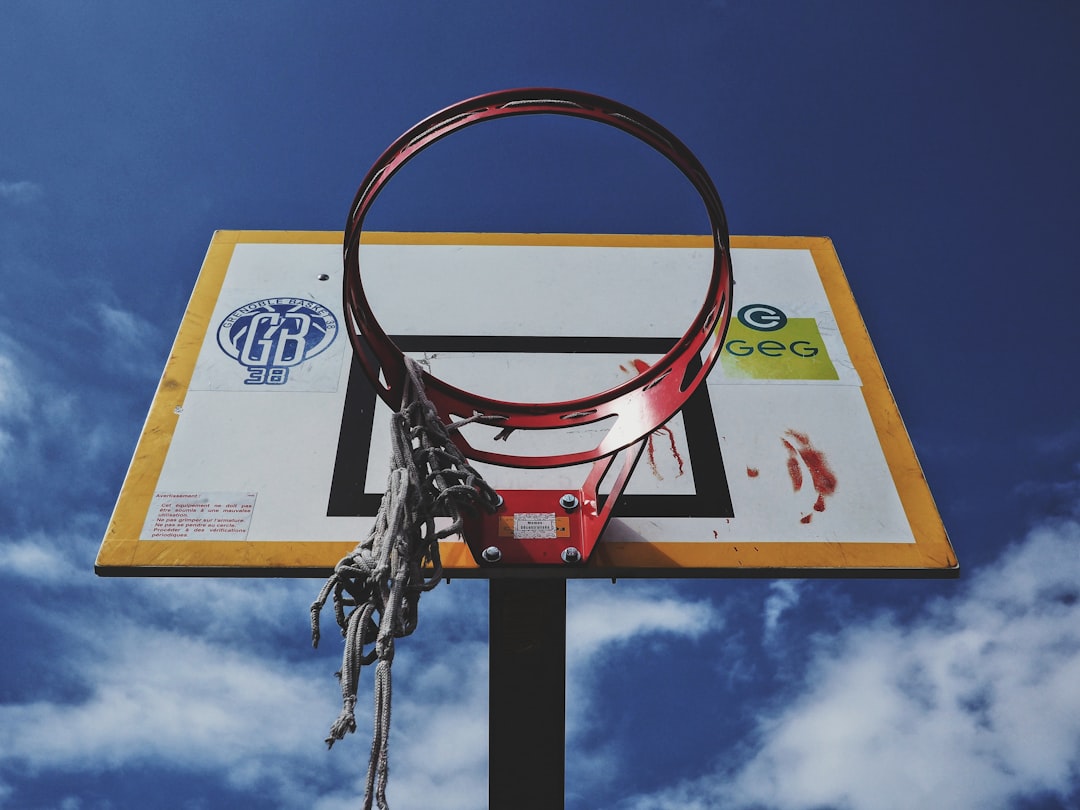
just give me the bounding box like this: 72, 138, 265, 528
644, 431, 660, 476
781, 438, 803, 490
787, 430, 838, 497
622, 358, 684, 480
713, 530, 719, 539
658, 425, 685, 475
643, 425, 685, 479
746, 467, 760, 478
782, 430, 838, 524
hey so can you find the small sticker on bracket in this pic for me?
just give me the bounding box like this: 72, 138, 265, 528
499, 513, 570, 539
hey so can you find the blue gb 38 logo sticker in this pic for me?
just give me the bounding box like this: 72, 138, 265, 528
217, 298, 338, 385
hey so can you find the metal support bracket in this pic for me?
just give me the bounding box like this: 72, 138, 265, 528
461, 437, 647, 567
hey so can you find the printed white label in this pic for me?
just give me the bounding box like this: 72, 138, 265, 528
513, 512, 558, 539
142, 491, 258, 540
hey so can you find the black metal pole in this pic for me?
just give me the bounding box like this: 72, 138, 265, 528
489, 578, 566, 809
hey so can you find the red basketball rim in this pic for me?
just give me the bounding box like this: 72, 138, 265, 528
344, 87, 732, 469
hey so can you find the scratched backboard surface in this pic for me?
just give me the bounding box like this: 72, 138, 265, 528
96, 231, 956, 577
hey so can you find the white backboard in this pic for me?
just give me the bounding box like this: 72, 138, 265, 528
96, 231, 956, 578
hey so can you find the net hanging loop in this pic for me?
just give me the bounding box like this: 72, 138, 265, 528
311, 356, 501, 809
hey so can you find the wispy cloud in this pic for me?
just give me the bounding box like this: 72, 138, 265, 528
615, 512, 1080, 810
0, 180, 43, 205
0, 565, 492, 809
762, 580, 801, 645
0, 619, 349, 793
378, 643, 489, 809
566, 582, 724, 800
566, 582, 721, 663
0, 345, 30, 465
7, 506, 1077, 809
0, 322, 160, 526
0, 535, 82, 583
0, 348, 29, 416
92, 302, 167, 380
96, 302, 157, 344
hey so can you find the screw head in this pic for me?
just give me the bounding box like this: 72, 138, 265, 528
481, 546, 502, 563
561, 547, 582, 564
559, 493, 579, 510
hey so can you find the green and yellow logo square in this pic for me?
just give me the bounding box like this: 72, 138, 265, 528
720, 304, 838, 381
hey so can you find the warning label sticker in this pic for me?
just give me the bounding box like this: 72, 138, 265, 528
142, 492, 258, 540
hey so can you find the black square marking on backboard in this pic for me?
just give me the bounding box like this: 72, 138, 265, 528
327, 336, 733, 520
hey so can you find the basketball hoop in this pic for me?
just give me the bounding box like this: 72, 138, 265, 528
344, 87, 733, 567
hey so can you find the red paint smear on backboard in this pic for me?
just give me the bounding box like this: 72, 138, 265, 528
644, 431, 661, 477
746, 467, 760, 478
644, 423, 685, 480
782, 430, 838, 524
657, 425, 685, 476
781, 439, 804, 491
624, 358, 685, 480
787, 430, 838, 497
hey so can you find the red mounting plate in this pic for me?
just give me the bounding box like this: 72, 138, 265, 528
460, 437, 648, 568
462, 490, 589, 567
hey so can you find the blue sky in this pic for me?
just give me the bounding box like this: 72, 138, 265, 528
2, 2, 1080, 808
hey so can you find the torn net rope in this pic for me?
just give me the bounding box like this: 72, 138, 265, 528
311, 356, 501, 810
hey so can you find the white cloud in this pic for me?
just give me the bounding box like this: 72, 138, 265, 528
0, 180, 43, 205
0, 622, 337, 772
379, 644, 490, 809
0, 347, 28, 463
94, 302, 166, 379
124, 576, 320, 643
305, 580, 490, 809
565, 581, 722, 734
0, 326, 150, 498
565, 581, 724, 799
0, 335, 40, 477
0, 571, 491, 809
566, 581, 720, 662
0, 536, 81, 583
763, 580, 801, 644
0, 348, 28, 416
615, 517, 1080, 810
18, 504, 1075, 810
97, 302, 156, 343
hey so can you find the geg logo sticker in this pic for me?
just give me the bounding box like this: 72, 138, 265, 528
721, 303, 838, 381
737, 304, 788, 332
